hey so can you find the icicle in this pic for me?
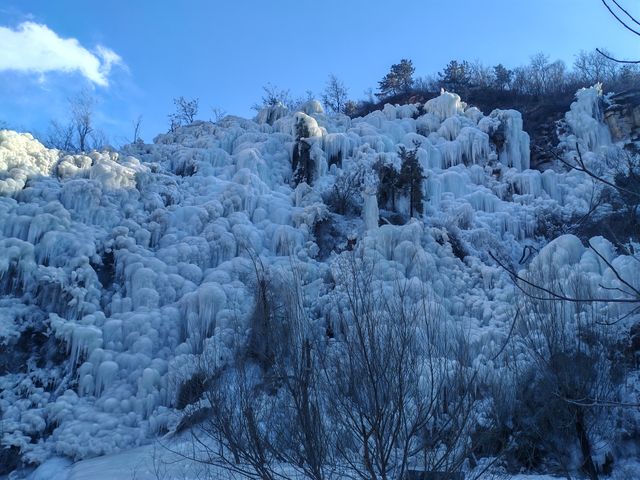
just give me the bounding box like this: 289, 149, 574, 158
489, 110, 530, 171
95, 360, 119, 396
362, 189, 379, 231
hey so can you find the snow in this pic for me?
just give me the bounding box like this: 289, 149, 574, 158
26, 441, 636, 480
0, 87, 638, 478
0, 130, 59, 195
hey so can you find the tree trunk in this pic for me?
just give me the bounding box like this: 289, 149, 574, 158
575, 408, 598, 480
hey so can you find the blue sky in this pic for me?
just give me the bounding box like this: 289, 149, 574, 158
1, 0, 639, 145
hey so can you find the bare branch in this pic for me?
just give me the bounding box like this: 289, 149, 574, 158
132, 115, 143, 143
588, 239, 640, 298
555, 144, 640, 200
596, 48, 640, 64
488, 250, 638, 304
601, 0, 640, 35
611, 0, 640, 27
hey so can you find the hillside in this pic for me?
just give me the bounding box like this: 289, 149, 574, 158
1, 86, 639, 479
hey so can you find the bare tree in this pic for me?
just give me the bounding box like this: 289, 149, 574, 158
252, 83, 294, 111
190, 360, 284, 480
43, 91, 108, 152
132, 115, 143, 143
574, 49, 619, 85
546, 60, 567, 93
413, 75, 438, 93
326, 169, 364, 215
511, 268, 624, 480
89, 129, 109, 151
169, 249, 485, 480
510, 66, 532, 95
324, 252, 477, 480
269, 264, 334, 480
322, 74, 349, 114
173, 255, 333, 480
169, 96, 199, 131
70, 90, 95, 152
491, 142, 640, 319
468, 60, 495, 89
529, 53, 552, 96
45, 119, 75, 151
210, 106, 227, 123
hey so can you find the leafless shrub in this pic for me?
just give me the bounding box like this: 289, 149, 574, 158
325, 169, 363, 215
495, 265, 627, 479
169, 96, 199, 131
324, 252, 478, 480
173, 251, 484, 480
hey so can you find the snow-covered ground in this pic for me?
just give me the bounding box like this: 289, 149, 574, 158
1, 85, 638, 478
27, 441, 640, 480
25, 443, 572, 480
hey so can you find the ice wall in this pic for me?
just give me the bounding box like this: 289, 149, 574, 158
0, 86, 635, 468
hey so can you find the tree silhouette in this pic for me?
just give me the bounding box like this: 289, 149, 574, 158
377, 59, 415, 98
493, 64, 513, 90
322, 74, 349, 114
169, 96, 199, 131
439, 60, 471, 93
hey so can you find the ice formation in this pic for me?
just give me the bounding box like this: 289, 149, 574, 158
0, 87, 637, 469
564, 83, 612, 151
0, 131, 59, 195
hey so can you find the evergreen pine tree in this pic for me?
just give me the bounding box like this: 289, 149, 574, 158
439, 60, 471, 93
375, 161, 399, 212
292, 117, 314, 186
493, 64, 513, 90
377, 59, 415, 99
398, 142, 425, 218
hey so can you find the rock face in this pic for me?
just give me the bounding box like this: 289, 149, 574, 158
605, 89, 640, 141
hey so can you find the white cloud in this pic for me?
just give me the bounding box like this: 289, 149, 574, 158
0, 21, 122, 86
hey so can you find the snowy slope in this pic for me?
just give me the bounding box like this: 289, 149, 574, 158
1, 87, 638, 475
29, 441, 612, 480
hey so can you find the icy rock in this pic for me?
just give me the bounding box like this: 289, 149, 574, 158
424, 90, 466, 121
292, 112, 326, 138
